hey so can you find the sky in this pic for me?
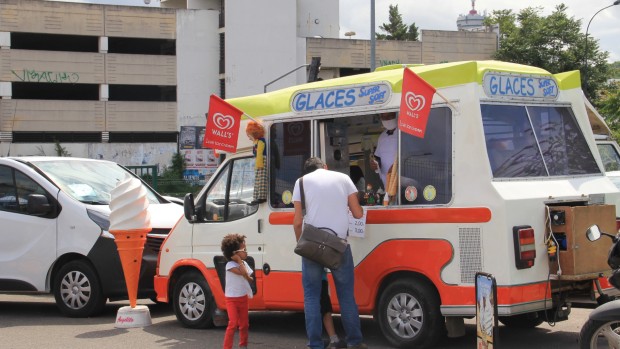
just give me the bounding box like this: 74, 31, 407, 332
53, 0, 620, 62
339, 0, 620, 62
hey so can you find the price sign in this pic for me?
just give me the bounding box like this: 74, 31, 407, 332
348, 207, 367, 238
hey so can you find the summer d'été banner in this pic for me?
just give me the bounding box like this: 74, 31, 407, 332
398, 68, 436, 138
203, 94, 243, 153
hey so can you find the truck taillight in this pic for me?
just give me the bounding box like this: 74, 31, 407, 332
513, 226, 536, 269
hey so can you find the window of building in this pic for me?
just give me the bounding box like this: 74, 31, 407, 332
108, 132, 178, 143
107, 37, 175, 55
12, 132, 101, 143
10, 33, 98, 52
108, 85, 176, 102
11, 83, 99, 100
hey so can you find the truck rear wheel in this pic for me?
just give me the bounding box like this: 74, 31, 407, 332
172, 271, 216, 329
376, 278, 444, 348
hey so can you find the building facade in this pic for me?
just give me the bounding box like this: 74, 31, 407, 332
0, 0, 496, 175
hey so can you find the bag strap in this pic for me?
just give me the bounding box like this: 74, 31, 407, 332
300, 176, 306, 216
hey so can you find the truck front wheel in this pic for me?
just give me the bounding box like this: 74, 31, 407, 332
172, 271, 216, 329
376, 278, 444, 348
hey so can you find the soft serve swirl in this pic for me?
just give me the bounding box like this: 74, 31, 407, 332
109, 175, 151, 231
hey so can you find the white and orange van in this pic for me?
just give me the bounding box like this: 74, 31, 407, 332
155, 61, 619, 348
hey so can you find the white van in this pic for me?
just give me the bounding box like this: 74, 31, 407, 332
0, 157, 183, 317
156, 61, 619, 347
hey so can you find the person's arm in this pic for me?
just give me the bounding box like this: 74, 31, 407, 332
348, 192, 363, 219
293, 201, 303, 241
230, 257, 253, 282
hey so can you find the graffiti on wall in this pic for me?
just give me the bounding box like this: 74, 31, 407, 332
11, 69, 80, 83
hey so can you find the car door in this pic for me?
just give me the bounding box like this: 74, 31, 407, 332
192, 156, 263, 297
0, 165, 58, 291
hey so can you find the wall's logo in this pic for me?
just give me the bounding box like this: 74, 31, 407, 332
213, 113, 235, 130
287, 122, 304, 137
404, 91, 426, 114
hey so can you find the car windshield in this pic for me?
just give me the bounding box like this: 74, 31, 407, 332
30, 160, 160, 205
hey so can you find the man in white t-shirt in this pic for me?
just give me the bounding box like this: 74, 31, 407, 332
370, 112, 398, 190
292, 157, 366, 349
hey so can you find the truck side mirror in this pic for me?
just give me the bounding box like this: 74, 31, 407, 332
183, 193, 197, 223
27, 194, 51, 216
586, 224, 601, 242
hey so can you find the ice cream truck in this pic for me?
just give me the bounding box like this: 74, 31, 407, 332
155, 61, 619, 348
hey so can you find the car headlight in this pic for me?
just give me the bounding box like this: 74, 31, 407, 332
86, 208, 113, 238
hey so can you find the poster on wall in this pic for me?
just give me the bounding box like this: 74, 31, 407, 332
180, 126, 218, 183
476, 272, 498, 349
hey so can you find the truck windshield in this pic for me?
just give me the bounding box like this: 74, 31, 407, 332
482, 104, 600, 178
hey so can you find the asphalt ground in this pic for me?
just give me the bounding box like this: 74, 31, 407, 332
0, 293, 594, 349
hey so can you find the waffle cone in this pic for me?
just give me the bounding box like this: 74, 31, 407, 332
110, 228, 151, 308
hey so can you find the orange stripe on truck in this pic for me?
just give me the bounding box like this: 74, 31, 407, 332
269, 207, 492, 225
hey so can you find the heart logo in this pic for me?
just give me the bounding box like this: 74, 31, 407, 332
213, 113, 235, 129
405, 91, 426, 113
287, 122, 304, 137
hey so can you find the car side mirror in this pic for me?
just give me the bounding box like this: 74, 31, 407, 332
27, 194, 51, 216
586, 224, 602, 242
184, 193, 197, 222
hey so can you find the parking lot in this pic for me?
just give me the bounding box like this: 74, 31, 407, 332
0, 293, 593, 349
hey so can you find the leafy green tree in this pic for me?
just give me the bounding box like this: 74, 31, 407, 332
598, 82, 620, 129
407, 23, 419, 41
161, 152, 185, 179
610, 62, 620, 79
484, 4, 610, 99
376, 4, 419, 41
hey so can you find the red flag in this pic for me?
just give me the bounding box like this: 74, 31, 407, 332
203, 95, 243, 153
399, 68, 436, 138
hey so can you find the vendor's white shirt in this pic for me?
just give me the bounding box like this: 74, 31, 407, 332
225, 261, 253, 298
374, 129, 398, 189
293, 168, 357, 239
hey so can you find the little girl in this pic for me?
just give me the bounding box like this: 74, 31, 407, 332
246, 121, 267, 203
221, 234, 254, 349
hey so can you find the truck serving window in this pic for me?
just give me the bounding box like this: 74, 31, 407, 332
270, 121, 311, 208
400, 107, 453, 205
482, 104, 600, 178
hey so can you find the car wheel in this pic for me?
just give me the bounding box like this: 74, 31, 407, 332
173, 271, 216, 328
53, 260, 106, 317
376, 278, 444, 348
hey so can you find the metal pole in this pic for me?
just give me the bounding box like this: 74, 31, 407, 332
370, 0, 376, 72
583, 1, 620, 98
264, 64, 309, 93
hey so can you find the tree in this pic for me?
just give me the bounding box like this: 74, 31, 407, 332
484, 4, 610, 99
598, 83, 620, 130
376, 4, 419, 41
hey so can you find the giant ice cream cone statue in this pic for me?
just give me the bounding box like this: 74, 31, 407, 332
109, 174, 151, 309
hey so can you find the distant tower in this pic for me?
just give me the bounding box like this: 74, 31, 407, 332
456, 0, 486, 31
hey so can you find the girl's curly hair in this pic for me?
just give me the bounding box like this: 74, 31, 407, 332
245, 121, 265, 139
221, 233, 246, 260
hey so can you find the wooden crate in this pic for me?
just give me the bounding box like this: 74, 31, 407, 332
548, 205, 615, 276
